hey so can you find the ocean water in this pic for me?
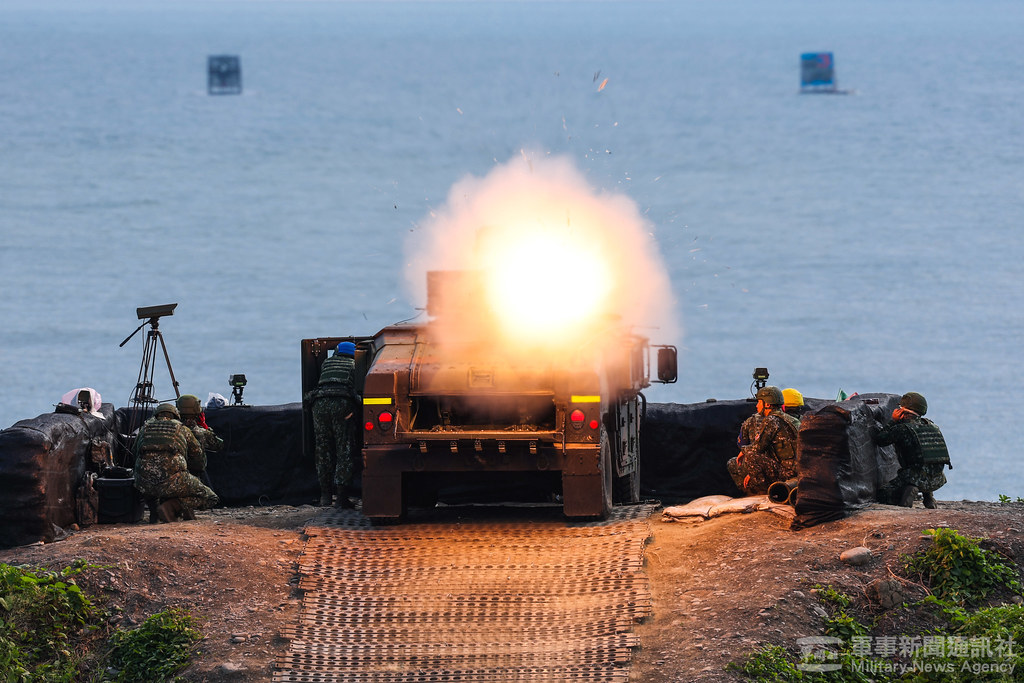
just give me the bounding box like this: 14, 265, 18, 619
1, 0, 1022, 501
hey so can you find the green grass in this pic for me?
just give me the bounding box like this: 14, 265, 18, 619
0, 561, 204, 683
903, 528, 1022, 605
730, 529, 1024, 682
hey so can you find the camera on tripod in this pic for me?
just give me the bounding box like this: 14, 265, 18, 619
119, 303, 181, 463
136, 303, 177, 320
229, 374, 247, 406
748, 367, 769, 399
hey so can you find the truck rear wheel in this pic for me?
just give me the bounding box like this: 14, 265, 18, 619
614, 468, 640, 504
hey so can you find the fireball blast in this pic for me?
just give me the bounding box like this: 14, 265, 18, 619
301, 270, 676, 522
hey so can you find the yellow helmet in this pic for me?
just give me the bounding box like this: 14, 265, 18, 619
782, 388, 804, 408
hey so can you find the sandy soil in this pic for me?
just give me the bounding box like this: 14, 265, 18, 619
1, 500, 1021, 682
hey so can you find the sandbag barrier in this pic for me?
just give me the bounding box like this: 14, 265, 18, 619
0, 405, 116, 547
274, 505, 656, 682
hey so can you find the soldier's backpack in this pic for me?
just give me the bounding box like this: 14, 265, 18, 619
904, 418, 951, 468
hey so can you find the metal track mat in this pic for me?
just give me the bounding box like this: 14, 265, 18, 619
274, 505, 655, 683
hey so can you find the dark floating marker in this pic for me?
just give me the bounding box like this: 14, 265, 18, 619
208, 55, 242, 95
800, 52, 848, 94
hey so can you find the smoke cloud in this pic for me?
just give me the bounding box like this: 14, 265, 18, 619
405, 151, 678, 359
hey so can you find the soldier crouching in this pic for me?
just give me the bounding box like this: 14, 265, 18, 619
134, 403, 220, 522
727, 386, 801, 495
873, 391, 951, 509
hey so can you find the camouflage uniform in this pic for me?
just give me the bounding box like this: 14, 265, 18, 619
134, 416, 219, 514
728, 409, 801, 495
737, 413, 764, 448
185, 423, 224, 454
874, 415, 949, 503
312, 352, 358, 503
177, 394, 224, 455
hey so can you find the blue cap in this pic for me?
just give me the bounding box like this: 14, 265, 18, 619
336, 341, 356, 356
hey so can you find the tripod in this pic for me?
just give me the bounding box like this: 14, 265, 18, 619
119, 305, 181, 462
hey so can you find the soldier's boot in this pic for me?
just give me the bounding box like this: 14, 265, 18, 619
335, 484, 355, 509
898, 486, 919, 508
146, 497, 160, 524
922, 491, 937, 509
156, 498, 183, 523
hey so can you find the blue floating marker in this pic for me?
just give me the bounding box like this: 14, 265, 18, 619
208, 55, 242, 95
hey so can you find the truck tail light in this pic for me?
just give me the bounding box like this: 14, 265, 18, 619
378, 411, 394, 431
364, 421, 374, 431
570, 409, 585, 429
589, 419, 599, 430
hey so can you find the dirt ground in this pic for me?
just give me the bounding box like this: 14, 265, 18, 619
1, 500, 1021, 682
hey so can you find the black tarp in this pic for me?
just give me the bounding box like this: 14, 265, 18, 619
1, 394, 902, 547
640, 400, 750, 503
640, 397, 832, 505
113, 403, 317, 507
202, 403, 315, 505
0, 405, 116, 547
791, 405, 850, 529
791, 393, 901, 529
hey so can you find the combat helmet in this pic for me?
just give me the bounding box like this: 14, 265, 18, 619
755, 385, 784, 407
176, 394, 202, 418
899, 391, 927, 416
154, 403, 180, 420
336, 341, 356, 357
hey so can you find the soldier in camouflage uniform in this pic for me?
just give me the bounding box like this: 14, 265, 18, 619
134, 403, 220, 522
727, 386, 802, 495
874, 391, 950, 509
176, 394, 224, 454
176, 393, 223, 490
310, 341, 359, 508
737, 412, 764, 449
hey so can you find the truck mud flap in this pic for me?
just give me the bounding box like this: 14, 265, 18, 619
562, 435, 612, 520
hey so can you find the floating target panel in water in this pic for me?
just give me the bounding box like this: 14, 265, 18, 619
208, 55, 242, 95
800, 52, 837, 93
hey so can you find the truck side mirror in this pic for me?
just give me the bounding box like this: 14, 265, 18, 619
656, 346, 677, 384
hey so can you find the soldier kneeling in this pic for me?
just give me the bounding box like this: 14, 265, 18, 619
873, 392, 951, 509
134, 403, 220, 522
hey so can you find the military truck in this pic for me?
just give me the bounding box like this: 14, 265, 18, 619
301, 271, 677, 522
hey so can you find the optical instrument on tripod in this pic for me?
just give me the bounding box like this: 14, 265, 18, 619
229, 373, 247, 406
751, 367, 770, 397
118, 303, 181, 461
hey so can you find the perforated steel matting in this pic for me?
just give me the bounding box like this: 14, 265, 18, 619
273, 505, 655, 682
